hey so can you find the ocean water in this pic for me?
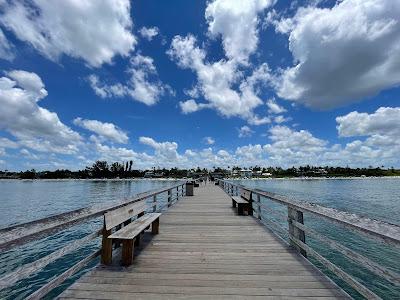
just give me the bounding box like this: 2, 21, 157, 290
232, 178, 400, 299
0, 179, 181, 299
0, 178, 399, 299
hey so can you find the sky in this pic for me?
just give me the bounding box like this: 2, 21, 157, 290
0, 0, 399, 171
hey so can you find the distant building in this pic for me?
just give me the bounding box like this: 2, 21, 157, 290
239, 169, 252, 178
144, 171, 154, 178
252, 170, 262, 177
144, 171, 164, 178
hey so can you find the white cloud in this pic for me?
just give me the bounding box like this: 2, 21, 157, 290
203, 137, 215, 145
0, 28, 13, 60
238, 126, 254, 138
266, 98, 286, 114
0, 70, 82, 154
271, 0, 400, 109
334, 107, 400, 166
168, 0, 276, 125
139, 26, 159, 41
73, 118, 128, 144
168, 35, 270, 124
88, 54, 171, 105
139, 137, 179, 161
236, 144, 263, 161
205, 0, 275, 64
179, 99, 210, 114
336, 107, 400, 138
0, 0, 135, 67
20, 148, 39, 160
0, 137, 18, 148
274, 115, 290, 124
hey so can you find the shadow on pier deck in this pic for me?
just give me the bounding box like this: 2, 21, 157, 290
59, 184, 349, 299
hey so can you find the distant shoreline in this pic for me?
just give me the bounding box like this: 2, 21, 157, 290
1, 176, 399, 181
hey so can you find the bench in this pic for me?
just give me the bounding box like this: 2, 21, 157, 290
101, 201, 160, 266
231, 188, 253, 216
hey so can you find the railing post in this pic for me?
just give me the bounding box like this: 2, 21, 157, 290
257, 194, 261, 220
153, 195, 157, 212
176, 186, 179, 201
288, 207, 307, 257
101, 220, 112, 265
168, 189, 172, 207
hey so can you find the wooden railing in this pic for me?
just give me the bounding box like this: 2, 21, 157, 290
218, 179, 400, 300
0, 182, 186, 299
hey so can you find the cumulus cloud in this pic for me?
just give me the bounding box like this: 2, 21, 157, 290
73, 118, 128, 144
274, 115, 290, 124
179, 99, 209, 114
336, 107, 400, 138
0, 0, 135, 67
334, 107, 400, 166
266, 98, 286, 114
0, 70, 82, 154
271, 0, 400, 109
139, 26, 159, 41
88, 54, 171, 105
238, 126, 254, 138
168, 35, 270, 124
206, 0, 275, 64
0, 28, 13, 60
203, 137, 215, 145
168, 0, 276, 125
139, 137, 179, 161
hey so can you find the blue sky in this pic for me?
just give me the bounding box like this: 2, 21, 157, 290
0, 0, 399, 171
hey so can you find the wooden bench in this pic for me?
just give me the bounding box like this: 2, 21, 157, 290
231, 188, 253, 216
101, 201, 161, 266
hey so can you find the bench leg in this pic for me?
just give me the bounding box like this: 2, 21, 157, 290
247, 203, 253, 216
135, 234, 141, 246
238, 204, 244, 216
152, 217, 160, 234
232, 199, 236, 208
121, 239, 135, 266
101, 227, 113, 265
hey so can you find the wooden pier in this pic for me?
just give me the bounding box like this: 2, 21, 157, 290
59, 183, 349, 299
1, 179, 399, 299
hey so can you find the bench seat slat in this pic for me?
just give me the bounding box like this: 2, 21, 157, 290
232, 196, 248, 204
108, 213, 161, 240
104, 201, 146, 230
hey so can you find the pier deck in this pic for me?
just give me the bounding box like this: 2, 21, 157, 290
59, 183, 349, 299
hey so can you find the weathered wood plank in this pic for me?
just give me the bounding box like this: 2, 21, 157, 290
108, 213, 161, 239
59, 183, 349, 300
104, 201, 146, 230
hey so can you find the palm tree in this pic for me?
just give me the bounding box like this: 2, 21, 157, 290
129, 160, 133, 172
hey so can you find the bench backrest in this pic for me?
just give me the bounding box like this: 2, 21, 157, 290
240, 189, 252, 201
104, 200, 146, 230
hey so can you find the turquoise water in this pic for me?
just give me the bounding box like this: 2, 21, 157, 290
233, 178, 400, 299
0, 178, 399, 299
0, 179, 181, 299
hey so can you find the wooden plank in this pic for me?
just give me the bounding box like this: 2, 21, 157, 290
289, 236, 381, 299
59, 184, 350, 300
232, 196, 248, 204
60, 290, 345, 300
108, 213, 161, 239
78, 276, 340, 289
0, 230, 100, 289
68, 282, 345, 297
291, 220, 400, 286
26, 250, 100, 300
0, 183, 185, 251
104, 201, 146, 230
